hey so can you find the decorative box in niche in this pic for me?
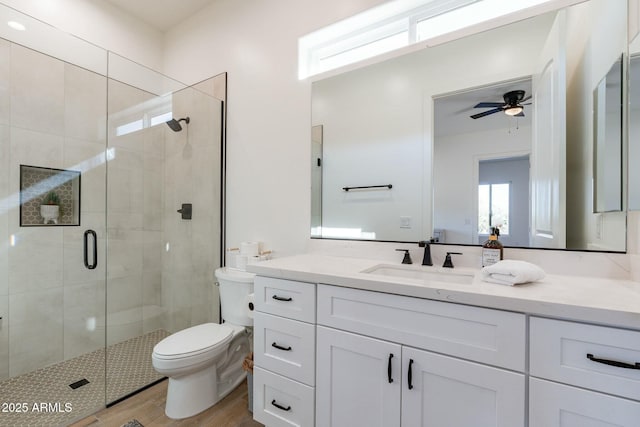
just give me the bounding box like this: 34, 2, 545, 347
19, 165, 81, 226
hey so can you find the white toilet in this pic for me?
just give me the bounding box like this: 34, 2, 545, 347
152, 267, 254, 419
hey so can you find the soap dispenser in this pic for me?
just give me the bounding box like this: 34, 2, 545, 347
482, 227, 503, 267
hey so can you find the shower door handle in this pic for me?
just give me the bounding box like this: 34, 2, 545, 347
84, 229, 97, 270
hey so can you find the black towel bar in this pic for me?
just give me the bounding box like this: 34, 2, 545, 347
342, 184, 392, 191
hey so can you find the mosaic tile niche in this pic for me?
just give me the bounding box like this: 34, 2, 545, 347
20, 165, 81, 226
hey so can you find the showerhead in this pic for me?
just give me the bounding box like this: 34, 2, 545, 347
166, 117, 190, 132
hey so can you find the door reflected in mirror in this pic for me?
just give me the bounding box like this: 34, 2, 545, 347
593, 56, 623, 213
311, 0, 627, 252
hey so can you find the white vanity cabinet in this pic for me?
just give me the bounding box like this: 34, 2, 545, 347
401, 347, 524, 427
252, 276, 317, 427
316, 284, 526, 427
316, 326, 401, 427
529, 317, 640, 426
250, 270, 640, 427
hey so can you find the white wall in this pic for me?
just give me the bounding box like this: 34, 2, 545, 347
0, 0, 164, 71
163, 0, 390, 255
312, 60, 425, 241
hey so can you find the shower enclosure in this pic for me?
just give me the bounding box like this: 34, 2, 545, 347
0, 6, 225, 426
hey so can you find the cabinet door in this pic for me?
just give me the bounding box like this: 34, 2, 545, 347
402, 347, 525, 427
316, 326, 401, 427
530, 378, 640, 427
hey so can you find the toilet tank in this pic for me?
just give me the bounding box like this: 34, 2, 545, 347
214, 267, 254, 326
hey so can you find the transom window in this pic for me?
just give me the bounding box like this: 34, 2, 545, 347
299, 0, 570, 79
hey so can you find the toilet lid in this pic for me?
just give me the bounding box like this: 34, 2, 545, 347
154, 323, 233, 358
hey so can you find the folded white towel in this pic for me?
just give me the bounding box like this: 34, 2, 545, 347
481, 260, 545, 286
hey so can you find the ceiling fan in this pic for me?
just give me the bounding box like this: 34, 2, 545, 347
470, 90, 532, 119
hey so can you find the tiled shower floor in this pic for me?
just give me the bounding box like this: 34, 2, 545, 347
0, 329, 170, 427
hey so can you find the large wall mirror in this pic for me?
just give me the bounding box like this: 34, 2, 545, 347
311, 0, 628, 252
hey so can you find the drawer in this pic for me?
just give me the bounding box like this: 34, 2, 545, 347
254, 276, 316, 323
317, 284, 525, 371
530, 378, 640, 427
254, 311, 316, 386
530, 317, 640, 401
253, 366, 315, 427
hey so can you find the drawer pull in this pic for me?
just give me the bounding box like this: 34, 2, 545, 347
407, 358, 414, 390
272, 342, 292, 351
272, 295, 293, 302
388, 353, 394, 383
586, 353, 640, 370
271, 399, 291, 411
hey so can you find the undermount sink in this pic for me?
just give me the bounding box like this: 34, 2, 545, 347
362, 264, 475, 285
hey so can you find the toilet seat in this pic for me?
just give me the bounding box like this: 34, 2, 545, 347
153, 323, 234, 360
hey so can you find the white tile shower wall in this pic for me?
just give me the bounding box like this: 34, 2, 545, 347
0, 296, 7, 380
64, 63, 107, 144
0, 124, 9, 300
0, 39, 9, 126
106, 77, 168, 344
159, 83, 221, 333
9, 287, 63, 376
10, 44, 65, 135
2, 42, 109, 376
63, 279, 106, 360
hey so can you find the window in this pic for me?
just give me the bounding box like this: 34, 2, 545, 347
478, 183, 509, 235
299, 0, 565, 79
112, 96, 172, 137
299, 0, 479, 79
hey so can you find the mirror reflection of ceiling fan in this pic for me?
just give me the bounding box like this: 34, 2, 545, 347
470, 90, 532, 119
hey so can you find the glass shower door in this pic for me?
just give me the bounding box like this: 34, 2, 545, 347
0, 38, 109, 426
105, 53, 224, 404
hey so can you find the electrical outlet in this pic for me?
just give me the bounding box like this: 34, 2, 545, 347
400, 216, 411, 229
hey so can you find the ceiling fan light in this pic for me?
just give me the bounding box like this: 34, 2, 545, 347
505, 106, 523, 116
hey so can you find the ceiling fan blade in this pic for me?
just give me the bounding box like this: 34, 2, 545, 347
473, 102, 504, 108
521, 102, 532, 106
514, 111, 525, 117
521, 95, 532, 103
470, 107, 503, 119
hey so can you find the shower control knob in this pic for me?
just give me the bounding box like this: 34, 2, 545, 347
177, 203, 192, 220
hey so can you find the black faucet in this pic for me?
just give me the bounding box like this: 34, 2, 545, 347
442, 252, 462, 268
418, 241, 432, 266
396, 249, 412, 264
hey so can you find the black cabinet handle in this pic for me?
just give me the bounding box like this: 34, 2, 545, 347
272, 295, 292, 302
83, 230, 97, 270
388, 353, 394, 383
272, 342, 292, 351
408, 358, 414, 390
587, 353, 640, 370
271, 399, 291, 411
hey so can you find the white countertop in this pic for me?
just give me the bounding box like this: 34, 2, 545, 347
247, 254, 640, 330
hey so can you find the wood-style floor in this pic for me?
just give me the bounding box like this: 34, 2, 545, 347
70, 379, 263, 427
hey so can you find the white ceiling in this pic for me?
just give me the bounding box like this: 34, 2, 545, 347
434, 79, 532, 138
104, 0, 216, 31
